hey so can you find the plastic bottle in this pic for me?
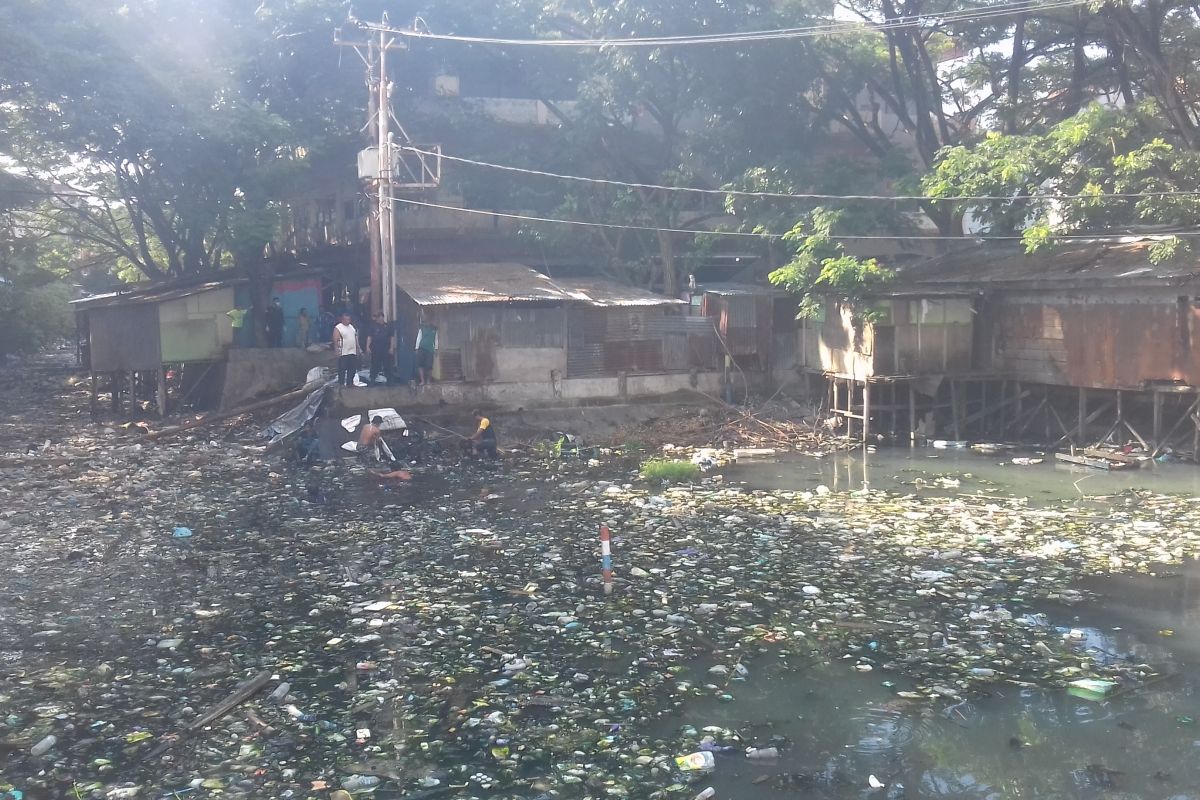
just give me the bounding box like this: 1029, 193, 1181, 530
969, 668, 996, 678
694, 788, 716, 800
341, 775, 381, 791
268, 682, 291, 703
674, 752, 716, 772
30, 734, 57, 756
746, 746, 779, 760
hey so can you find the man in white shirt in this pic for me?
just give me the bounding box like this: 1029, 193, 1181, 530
332, 312, 360, 387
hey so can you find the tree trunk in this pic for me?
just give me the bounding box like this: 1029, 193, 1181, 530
1005, 14, 1027, 133
1062, 14, 1090, 118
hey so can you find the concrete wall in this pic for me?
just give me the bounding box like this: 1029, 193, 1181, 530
219, 347, 337, 409
494, 347, 567, 379
329, 370, 727, 414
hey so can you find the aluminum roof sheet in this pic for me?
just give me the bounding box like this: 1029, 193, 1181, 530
896, 238, 1200, 290
396, 263, 571, 305
71, 281, 232, 309
554, 278, 684, 307
396, 264, 682, 307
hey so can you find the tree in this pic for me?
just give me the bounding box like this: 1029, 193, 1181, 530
923, 102, 1200, 258
768, 208, 894, 319
0, 0, 346, 283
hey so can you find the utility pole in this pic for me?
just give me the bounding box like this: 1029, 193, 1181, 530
335, 18, 440, 325
335, 19, 405, 322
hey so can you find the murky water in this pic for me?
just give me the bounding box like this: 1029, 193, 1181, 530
680, 446, 1200, 800
721, 445, 1200, 500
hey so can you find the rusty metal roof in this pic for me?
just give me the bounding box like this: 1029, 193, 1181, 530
895, 238, 1200, 291
396, 264, 682, 307
554, 278, 684, 307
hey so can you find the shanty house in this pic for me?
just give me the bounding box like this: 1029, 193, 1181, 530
799, 238, 1200, 452
383, 263, 722, 405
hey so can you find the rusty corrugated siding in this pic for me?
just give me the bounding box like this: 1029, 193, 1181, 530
991, 293, 1193, 388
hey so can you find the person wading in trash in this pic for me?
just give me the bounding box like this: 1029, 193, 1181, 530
357, 415, 397, 463
467, 410, 498, 459
333, 312, 360, 387
366, 311, 395, 385
295, 420, 320, 464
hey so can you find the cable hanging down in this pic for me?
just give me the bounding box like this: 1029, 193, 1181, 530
359, 0, 1087, 47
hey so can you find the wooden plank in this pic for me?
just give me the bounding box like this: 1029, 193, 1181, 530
1055, 452, 1136, 471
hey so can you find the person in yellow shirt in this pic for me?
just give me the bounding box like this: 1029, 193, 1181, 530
468, 410, 498, 459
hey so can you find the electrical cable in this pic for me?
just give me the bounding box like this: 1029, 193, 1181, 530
357, 0, 1087, 47
401, 146, 1200, 204
387, 194, 1200, 243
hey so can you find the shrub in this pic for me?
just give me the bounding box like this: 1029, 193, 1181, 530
639, 459, 700, 483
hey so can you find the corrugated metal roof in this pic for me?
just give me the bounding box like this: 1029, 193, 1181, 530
396, 263, 571, 306
396, 264, 683, 307
698, 282, 785, 297
895, 238, 1200, 290
554, 277, 684, 307
71, 281, 233, 309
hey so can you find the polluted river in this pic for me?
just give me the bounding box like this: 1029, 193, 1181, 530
4, 356, 1200, 800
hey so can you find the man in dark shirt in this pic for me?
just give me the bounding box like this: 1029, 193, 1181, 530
366, 312, 395, 385
265, 298, 284, 347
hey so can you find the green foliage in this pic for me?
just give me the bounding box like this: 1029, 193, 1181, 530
639, 459, 701, 483
768, 209, 894, 320
924, 103, 1200, 251
0, 281, 74, 355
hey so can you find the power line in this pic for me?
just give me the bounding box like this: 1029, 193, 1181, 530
361, 0, 1086, 47
388, 195, 1198, 243
403, 146, 1200, 204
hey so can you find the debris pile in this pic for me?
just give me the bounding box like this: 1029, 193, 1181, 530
0, 353, 1197, 799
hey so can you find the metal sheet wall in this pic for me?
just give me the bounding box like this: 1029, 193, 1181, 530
88, 304, 162, 372
983, 291, 1198, 388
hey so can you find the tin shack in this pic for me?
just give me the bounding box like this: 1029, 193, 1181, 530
800, 238, 1200, 454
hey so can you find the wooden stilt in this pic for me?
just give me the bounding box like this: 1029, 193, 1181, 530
950, 380, 961, 440
1192, 404, 1200, 462
1152, 396, 1200, 457
908, 382, 917, 446
999, 380, 1009, 440
1153, 391, 1164, 448
156, 366, 168, 417
1124, 419, 1150, 451
1044, 386, 1051, 442
862, 380, 871, 445
1077, 386, 1087, 444
111, 371, 122, 414
1116, 390, 1123, 438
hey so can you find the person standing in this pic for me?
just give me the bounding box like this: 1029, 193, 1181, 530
333, 312, 360, 387
265, 298, 285, 348
415, 320, 438, 386
367, 311, 395, 385
226, 305, 248, 347
296, 308, 311, 348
